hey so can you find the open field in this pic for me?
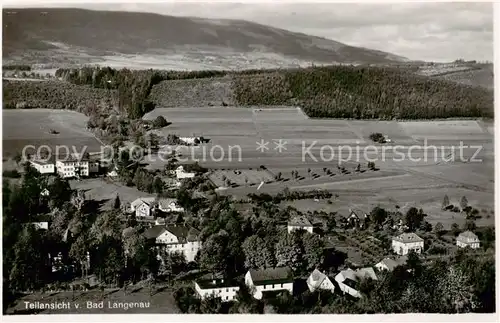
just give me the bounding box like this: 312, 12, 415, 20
142, 106, 494, 230
209, 168, 275, 187
2, 109, 103, 157
69, 178, 153, 211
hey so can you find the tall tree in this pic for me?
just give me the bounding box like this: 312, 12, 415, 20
370, 206, 387, 227
242, 235, 274, 270
198, 231, 231, 274
302, 233, 325, 271
442, 195, 450, 210
460, 196, 469, 211
113, 195, 121, 210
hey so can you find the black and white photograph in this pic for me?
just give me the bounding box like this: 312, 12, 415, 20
1, 0, 496, 318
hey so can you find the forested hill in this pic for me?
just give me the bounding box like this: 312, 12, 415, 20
3, 8, 407, 66
35, 65, 493, 120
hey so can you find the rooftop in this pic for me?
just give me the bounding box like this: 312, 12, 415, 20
144, 225, 167, 240
457, 230, 479, 240
166, 225, 201, 243
393, 232, 424, 243
288, 215, 313, 227
158, 198, 179, 208
248, 267, 293, 285
356, 267, 378, 281
131, 197, 157, 208
195, 274, 239, 289
377, 258, 400, 271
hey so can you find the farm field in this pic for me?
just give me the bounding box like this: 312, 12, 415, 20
209, 168, 275, 187
141, 106, 494, 231
2, 109, 103, 157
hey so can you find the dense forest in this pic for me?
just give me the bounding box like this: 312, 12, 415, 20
233, 66, 494, 119
5, 64, 493, 121
2, 80, 117, 111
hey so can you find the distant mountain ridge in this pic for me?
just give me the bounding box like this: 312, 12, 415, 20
3, 8, 409, 67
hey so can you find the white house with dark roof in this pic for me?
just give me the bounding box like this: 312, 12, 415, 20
55, 155, 99, 178
306, 269, 335, 293
30, 159, 55, 174
287, 215, 313, 234
456, 231, 480, 249
158, 198, 184, 213
335, 267, 378, 298
130, 197, 157, 218
392, 232, 424, 255
144, 225, 201, 262
375, 257, 402, 272
245, 267, 294, 300
194, 274, 240, 302
347, 208, 369, 228
175, 165, 195, 179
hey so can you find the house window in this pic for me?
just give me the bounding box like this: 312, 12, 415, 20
272, 284, 275, 288
263, 285, 266, 289
226, 288, 229, 292
280, 284, 283, 288
226, 296, 229, 300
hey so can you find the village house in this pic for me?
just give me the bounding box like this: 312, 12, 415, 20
335, 267, 378, 298
306, 269, 335, 293
392, 232, 424, 255
179, 137, 200, 145
245, 267, 294, 300
375, 257, 406, 272
287, 215, 314, 234
144, 224, 201, 262
30, 159, 55, 174
175, 165, 195, 179
130, 197, 184, 218
347, 208, 369, 228
456, 231, 480, 249
130, 197, 157, 218
158, 198, 184, 213
194, 274, 240, 302
30, 222, 49, 230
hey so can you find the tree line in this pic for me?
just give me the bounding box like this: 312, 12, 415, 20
232, 65, 494, 119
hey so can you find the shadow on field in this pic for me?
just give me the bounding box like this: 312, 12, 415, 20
83, 199, 110, 214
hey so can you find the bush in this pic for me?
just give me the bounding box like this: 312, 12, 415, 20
152, 115, 170, 128
369, 133, 386, 143
3, 170, 20, 178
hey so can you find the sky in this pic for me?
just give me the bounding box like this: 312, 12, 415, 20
4, 1, 494, 62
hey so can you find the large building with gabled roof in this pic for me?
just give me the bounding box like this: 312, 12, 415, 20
456, 231, 480, 249
392, 232, 424, 255
144, 224, 201, 262
244, 267, 294, 300
287, 215, 313, 234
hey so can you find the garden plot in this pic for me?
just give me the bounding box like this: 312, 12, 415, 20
209, 168, 275, 187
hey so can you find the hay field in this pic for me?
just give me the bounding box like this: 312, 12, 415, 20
2, 109, 103, 157
141, 106, 493, 228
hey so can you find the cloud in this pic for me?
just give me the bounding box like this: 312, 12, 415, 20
4, 2, 493, 62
